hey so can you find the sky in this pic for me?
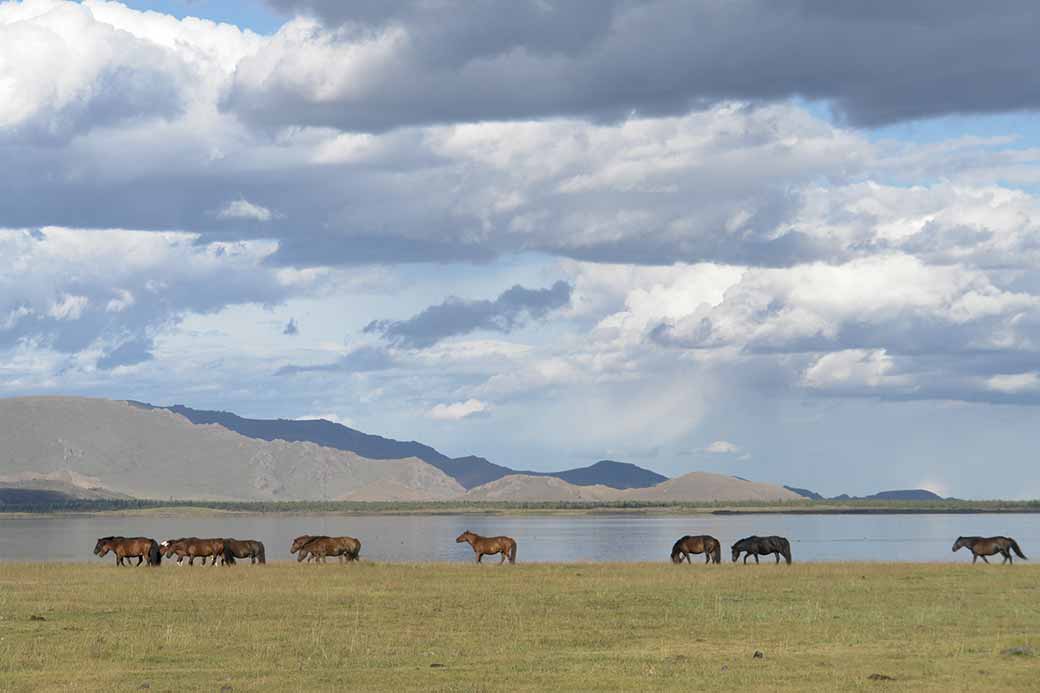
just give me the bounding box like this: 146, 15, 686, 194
2, 1, 1040, 498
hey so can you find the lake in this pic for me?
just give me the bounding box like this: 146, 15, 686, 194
2, 513, 1038, 563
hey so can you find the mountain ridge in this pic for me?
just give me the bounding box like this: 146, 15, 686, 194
131, 402, 668, 490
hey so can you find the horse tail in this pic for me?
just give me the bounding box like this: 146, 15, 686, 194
149, 540, 161, 567
508, 541, 517, 564
1009, 539, 1028, 559
257, 542, 266, 564
712, 541, 721, 564
781, 539, 792, 564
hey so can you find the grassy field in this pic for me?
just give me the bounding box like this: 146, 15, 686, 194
0, 562, 1038, 692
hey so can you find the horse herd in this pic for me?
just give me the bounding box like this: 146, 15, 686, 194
92, 531, 1028, 567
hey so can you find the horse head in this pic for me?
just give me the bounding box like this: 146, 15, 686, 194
952, 536, 967, 552
455, 531, 474, 544
93, 537, 114, 556
290, 536, 314, 554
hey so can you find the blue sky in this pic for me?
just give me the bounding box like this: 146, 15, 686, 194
3, 1, 1040, 498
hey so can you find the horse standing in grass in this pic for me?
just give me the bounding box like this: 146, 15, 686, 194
223, 539, 266, 565
160, 537, 229, 566
93, 537, 161, 566
290, 535, 322, 562
296, 536, 361, 563
952, 536, 1027, 564
455, 531, 517, 564
731, 536, 791, 565
671, 535, 721, 564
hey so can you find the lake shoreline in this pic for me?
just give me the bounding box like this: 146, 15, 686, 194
3, 503, 1040, 519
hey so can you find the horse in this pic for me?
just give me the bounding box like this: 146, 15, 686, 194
160, 537, 229, 566
671, 535, 721, 564
455, 530, 517, 564
952, 536, 1028, 564
223, 539, 266, 565
93, 536, 161, 566
731, 535, 791, 565
290, 535, 326, 562
297, 536, 361, 563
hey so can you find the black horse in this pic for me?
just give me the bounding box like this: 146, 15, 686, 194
731, 535, 791, 564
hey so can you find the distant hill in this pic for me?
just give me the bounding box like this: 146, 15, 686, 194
0, 397, 464, 502
464, 471, 799, 503
784, 485, 825, 500
786, 486, 946, 501
133, 403, 667, 490
621, 472, 801, 503
537, 460, 668, 489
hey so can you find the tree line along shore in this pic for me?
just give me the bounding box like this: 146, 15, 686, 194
3, 497, 1040, 515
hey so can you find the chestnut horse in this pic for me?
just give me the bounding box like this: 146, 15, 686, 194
290, 535, 323, 562
671, 535, 721, 564
93, 536, 161, 566
731, 535, 791, 564
953, 536, 1027, 564
223, 539, 266, 565
296, 536, 361, 563
160, 537, 229, 566
455, 530, 517, 564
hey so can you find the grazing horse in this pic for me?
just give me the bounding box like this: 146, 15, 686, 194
952, 536, 1028, 564
455, 531, 517, 564
160, 537, 229, 566
731, 535, 792, 565
93, 537, 161, 566
297, 536, 361, 564
290, 535, 325, 562
671, 535, 721, 564
223, 539, 266, 565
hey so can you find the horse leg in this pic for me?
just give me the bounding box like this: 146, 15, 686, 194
743, 554, 749, 564
476, 552, 483, 564
136, 556, 143, 566
971, 554, 977, 564
500, 552, 507, 565
981, 555, 990, 564
775, 553, 780, 564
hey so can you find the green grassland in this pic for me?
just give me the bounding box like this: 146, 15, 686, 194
0, 562, 1038, 692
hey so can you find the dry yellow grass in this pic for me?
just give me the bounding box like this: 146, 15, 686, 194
0, 561, 1038, 691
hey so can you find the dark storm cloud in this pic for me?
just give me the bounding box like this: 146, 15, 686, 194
364, 280, 572, 348
240, 0, 1040, 131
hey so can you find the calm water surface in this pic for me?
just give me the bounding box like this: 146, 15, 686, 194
2, 513, 1038, 563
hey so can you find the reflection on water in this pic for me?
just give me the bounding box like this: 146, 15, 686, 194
1, 513, 1038, 563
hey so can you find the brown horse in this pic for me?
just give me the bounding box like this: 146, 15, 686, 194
671, 535, 721, 564
953, 536, 1027, 564
93, 536, 161, 566
160, 537, 229, 566
290, 535, 322, 561
455, 530, 517, 564
731, 535, 792, 564
223, 539, 266, 565
297, 536, 361, 563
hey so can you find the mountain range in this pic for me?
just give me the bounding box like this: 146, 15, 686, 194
0, 396, 937, 505
133, 402, 668, 490
0, 397, 797, 504
784, 486, 946, 501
